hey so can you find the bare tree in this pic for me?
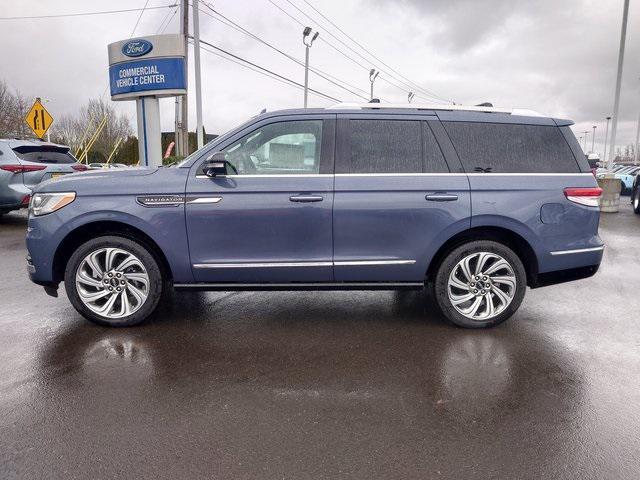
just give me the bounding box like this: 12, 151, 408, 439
0, 80, 30, 138
50, 98, 132, 162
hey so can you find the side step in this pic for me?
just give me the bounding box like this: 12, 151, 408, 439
173, 282, 424, 292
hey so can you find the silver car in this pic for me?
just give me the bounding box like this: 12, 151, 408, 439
0, 139, 87, 215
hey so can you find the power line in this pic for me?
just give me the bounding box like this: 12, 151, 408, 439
194, 38, 340, 102
130, 0, 152, 37
268, 0, 451, 103
300, 0, 451, 103
156, 5, 179, 33
198, 3, 370, 101
0, 4, 178, 21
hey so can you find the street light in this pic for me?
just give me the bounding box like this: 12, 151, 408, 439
603, 116, 612, 161
408, 92, 415, 103
583, 131, 589, 151
369, 68, 379, 101
302, 27, 319, 108
591, 125, 596, 153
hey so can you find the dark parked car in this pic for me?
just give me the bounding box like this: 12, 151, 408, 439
26, 104, 604, 328
0, 139, 87, 215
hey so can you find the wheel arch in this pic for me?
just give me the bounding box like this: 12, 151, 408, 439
425, 226, 539, 287
52, 220, 174, 284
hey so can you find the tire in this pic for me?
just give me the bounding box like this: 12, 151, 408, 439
633, 187, 640, 214
64, 235, 164, 327
431, 240, 527, 328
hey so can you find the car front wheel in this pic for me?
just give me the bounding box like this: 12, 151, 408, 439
432, 240, 527, 328
64, 235, 163, 327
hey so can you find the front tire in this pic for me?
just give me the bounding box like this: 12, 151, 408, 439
64, 235, 163, 327
432, 240, 527, 328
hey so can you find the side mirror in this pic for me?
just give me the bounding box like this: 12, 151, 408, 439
203, 152, 228, 177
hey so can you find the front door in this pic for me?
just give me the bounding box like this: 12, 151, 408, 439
186, 116, 335, 283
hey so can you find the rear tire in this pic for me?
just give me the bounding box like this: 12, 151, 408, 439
432, 240, 527, 328
64, 235, 163, 327
633, 187, 640, 214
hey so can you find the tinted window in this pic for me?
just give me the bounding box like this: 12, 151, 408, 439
222, 120, 322, 175
423, 122, 449, 173
443, 122, 580, 173
349, 120, 422, 173
12, 146, 77, 164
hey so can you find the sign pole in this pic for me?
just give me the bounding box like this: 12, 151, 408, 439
136, 97, 162, 167
193, 0, 204, 149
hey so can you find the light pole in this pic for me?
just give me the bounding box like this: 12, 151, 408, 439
635, 111, 640, 164
603, 116, 611, 161
408, 92, 415, 103
302, 27, 319, 108
591, 125, 596, 153
583, 131, 589, 151
369, 69, 379, 101
607, 0, 630, 169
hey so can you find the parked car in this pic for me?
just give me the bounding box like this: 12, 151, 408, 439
88, 162, 127, 169
0, 139, 87, 215
26, 104, 603, 329
615, 166, 640, 195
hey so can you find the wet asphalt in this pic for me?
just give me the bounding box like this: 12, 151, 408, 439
1, 205, 640, 479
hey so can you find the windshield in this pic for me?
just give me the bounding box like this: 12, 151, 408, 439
13, 146, 77, 164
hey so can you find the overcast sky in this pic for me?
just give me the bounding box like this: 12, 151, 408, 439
2, 0, 639, 156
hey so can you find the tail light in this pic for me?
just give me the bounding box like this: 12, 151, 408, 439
564, 187, 602, 207
0, 164, 47, 174
21, 195, 31, 205
71, 164, 88, 172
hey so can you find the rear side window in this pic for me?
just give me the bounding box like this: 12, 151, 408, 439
345, 119, 449, 173
349, 120, 422, 173
443, 122, 580, 173
12, 146, 77, 164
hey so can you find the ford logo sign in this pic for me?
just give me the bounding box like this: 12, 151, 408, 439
122, 39, 153, 58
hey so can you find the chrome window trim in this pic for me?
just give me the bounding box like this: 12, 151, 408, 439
549, 246, 605, 256
194, 173, 593, 179
333, 260, 416, 266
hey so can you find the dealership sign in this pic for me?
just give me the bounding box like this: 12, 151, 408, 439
108, 34, 186, 101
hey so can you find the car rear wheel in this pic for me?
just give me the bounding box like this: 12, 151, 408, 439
432, 240, 527, 328
64, 235, 163, 327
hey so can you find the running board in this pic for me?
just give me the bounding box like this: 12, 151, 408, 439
173, 282, 424, 291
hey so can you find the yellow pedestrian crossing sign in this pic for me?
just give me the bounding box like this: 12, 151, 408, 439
24, 98, 53, 139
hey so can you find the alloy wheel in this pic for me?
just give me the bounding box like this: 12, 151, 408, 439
447, 251, 517, 321
75, 247, 150, 319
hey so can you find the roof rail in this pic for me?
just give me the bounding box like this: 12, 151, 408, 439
328, 102, 545, 117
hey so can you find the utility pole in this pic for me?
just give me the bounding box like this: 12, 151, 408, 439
302, 27, 318, 108
607, 0, 630, 169
583, 131, 589, 151
591, 125, 596, 153
369, 69, 379, 101
603, 116, 611, 161
193, 0, 204, 149
408, 92, 415, 103
175, 0, 189, 156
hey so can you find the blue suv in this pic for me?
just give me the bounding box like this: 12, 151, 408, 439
26, 104, 604, 328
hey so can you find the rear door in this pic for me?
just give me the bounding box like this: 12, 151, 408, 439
333, 113, 471, 282
185, 115, 335, 283
439, 114, 600, 273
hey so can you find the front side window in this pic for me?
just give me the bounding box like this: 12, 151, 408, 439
221, 120, 322, 175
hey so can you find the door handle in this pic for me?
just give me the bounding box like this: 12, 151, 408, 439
426, 193, 458, 202
289, 194, 324, 202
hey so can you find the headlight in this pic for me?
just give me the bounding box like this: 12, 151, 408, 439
29, 192, 76, 216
